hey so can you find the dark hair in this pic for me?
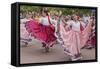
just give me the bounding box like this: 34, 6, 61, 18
41, 8, 49, 16
44, 10, 48, 15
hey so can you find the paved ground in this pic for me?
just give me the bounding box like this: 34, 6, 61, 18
20, 39, 95, 64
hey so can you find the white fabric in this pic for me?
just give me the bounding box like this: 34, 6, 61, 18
83, 16, 90, 23
41, 16, 50, 25
40, 16, 55, 26
67, 20, 80, 32
20, 18, 30, 24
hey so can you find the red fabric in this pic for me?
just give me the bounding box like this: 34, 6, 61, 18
91, 36, 96, 46
26, 20, 56, 44
80, 23, 84, 32
47, 16, 55, 33
86, 33, 96, 47
47, 16, 52, 25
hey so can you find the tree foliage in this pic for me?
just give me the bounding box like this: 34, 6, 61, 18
20, 5, 93, 16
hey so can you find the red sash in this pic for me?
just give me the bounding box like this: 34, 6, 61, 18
47, 16, 55, 32
80, 22, 84, 32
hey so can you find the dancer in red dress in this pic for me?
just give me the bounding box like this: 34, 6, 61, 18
26, 8, 57, 52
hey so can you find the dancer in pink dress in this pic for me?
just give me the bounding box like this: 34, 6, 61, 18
20, 13, 33, 46
85, 17, 96, 49
26, 9, 57, 52
60, 14, 92, 61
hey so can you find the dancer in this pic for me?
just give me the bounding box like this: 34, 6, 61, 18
59, 14, 92, 61
20, 12, 32, 46
85, 16, 96, 49
26, 8, 57, 52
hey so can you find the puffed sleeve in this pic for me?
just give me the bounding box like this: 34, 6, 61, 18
20, 19, 29, 24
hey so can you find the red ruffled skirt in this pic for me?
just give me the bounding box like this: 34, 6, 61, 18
25, 20, 56, 44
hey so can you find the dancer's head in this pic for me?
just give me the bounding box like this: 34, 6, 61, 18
41, 8, 49, 17
72, 14, 78, 21
26, 11, 32, 19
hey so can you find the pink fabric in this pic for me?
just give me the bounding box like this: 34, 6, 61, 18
60, 22, 92, 56
80, 22, 92, 48
26, 20, 56, 45
20, 23, 30, 39
60, 24, 80, 56
87, 32, 96, 47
